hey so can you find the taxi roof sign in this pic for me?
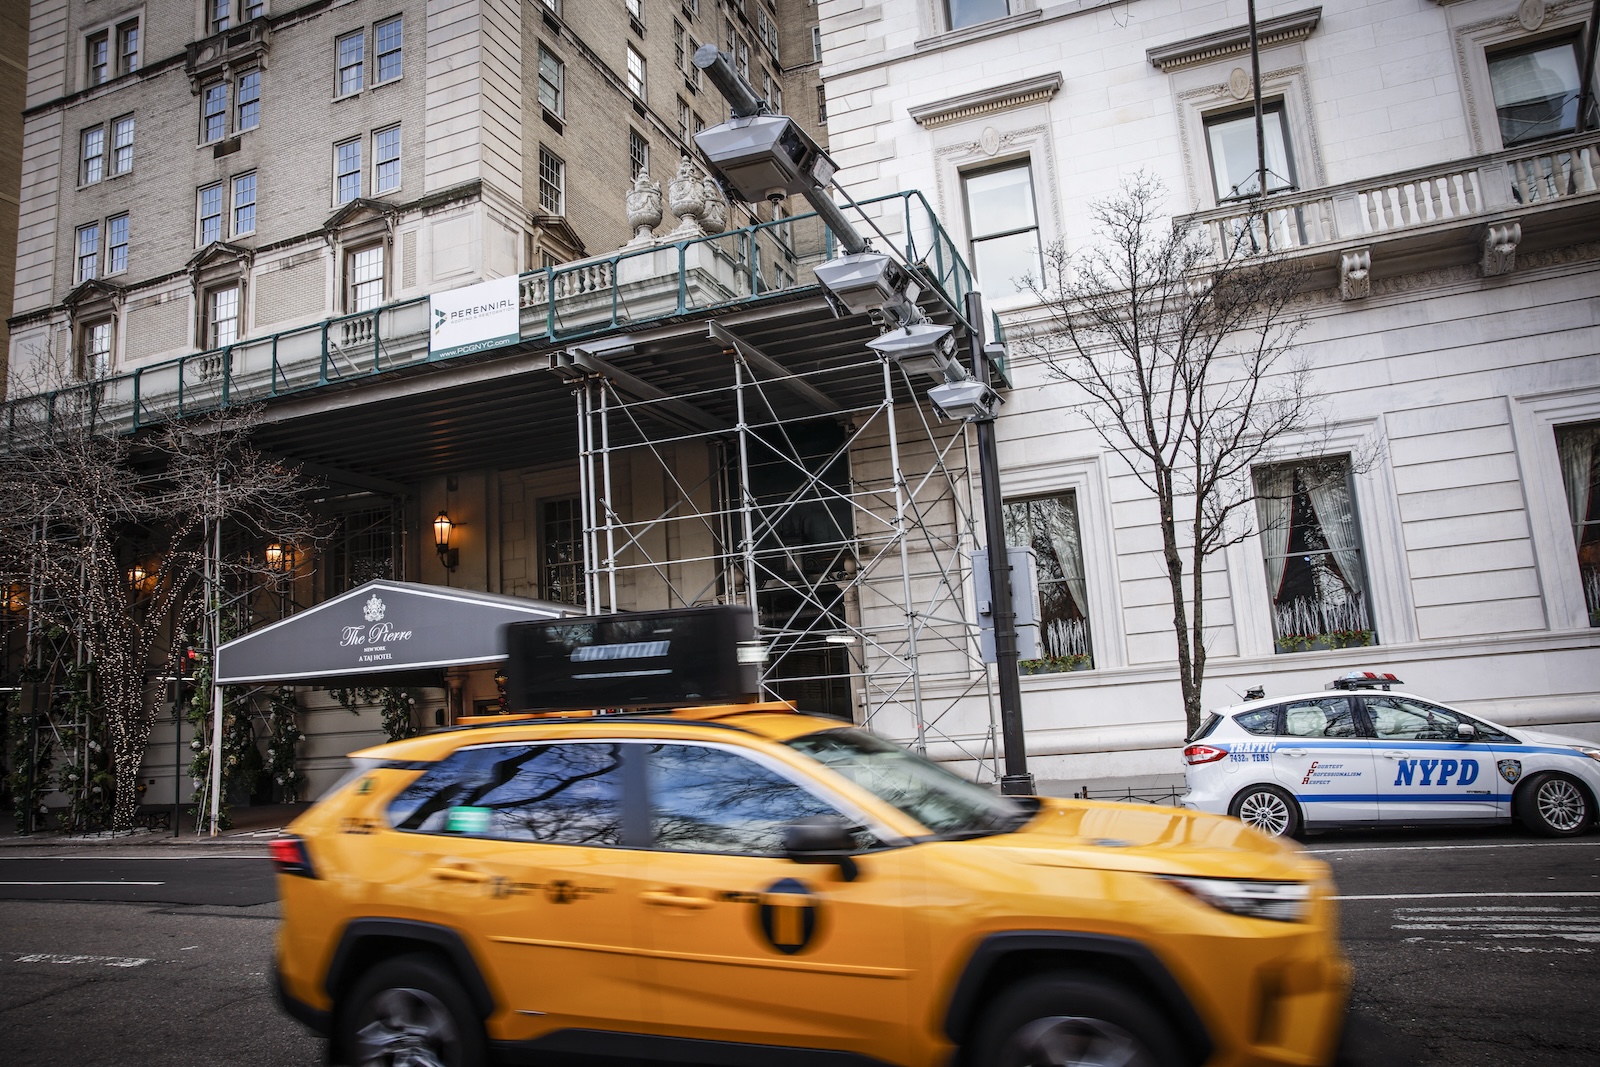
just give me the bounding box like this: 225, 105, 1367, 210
501, 606, 761, 713
1327, 670, 1404, 691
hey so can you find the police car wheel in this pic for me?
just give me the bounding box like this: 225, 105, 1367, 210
973, 974, 1181, 1067
1518, 773, 1593, 838
340, 953, 487, 1067
1230, 784, 1301, 839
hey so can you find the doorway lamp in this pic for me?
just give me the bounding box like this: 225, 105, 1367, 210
434, 510, 459, 571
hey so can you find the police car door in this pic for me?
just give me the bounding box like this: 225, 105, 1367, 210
1269, 695, 1379, 825
1364, 694, 1501, 821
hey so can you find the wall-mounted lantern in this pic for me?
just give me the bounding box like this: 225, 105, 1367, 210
434, 510, 459, 571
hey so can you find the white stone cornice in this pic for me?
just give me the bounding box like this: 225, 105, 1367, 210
1146, 7, 1322, 71
908, 74, 1063, 129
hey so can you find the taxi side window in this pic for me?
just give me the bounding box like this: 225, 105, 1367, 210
1233, 707, 1280, 735
1363, 696, 1509, 742
1281, 696, 1360, 738
387, 742, 625, 846
647, 744, 873, 856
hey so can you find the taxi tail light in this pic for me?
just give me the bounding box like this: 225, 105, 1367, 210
1183, 744, 1229, 765
269, 835, 317, 879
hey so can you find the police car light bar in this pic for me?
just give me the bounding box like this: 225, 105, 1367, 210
1327, 671, 1404, 691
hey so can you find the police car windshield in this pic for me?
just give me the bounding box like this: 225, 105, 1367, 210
788, 728, 1028, 837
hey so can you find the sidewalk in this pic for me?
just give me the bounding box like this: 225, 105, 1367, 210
0, 802, 310, 849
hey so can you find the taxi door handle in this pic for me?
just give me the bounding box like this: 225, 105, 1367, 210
641, 889, 714, 910
1282, 748, 1308, 757
1382, 751, 1408, 760
430, 864, 490, 884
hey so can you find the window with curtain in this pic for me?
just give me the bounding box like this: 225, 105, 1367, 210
1555, 422, 1600, 627
1205, 104, 1296, 200
1253, 458, 1374, 652
1004, 492, 1093, 672
540, 496, 585, 605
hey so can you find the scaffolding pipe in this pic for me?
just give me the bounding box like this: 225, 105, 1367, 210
880, 358, 928, 754
600, 384, 618, 613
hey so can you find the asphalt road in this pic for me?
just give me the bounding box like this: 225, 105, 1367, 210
0, 827, 1595, 1067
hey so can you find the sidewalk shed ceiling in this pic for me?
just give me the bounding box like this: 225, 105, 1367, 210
213, 579, 573, 686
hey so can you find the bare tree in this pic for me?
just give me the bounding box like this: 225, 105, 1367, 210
0, 363, 323, 829
1022, 174, 1319, 736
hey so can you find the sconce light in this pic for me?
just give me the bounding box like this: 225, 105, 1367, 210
264, 542, 286, 572
128, 564, 148, 589
434, 510, 459, 571
3, 586, 24, 614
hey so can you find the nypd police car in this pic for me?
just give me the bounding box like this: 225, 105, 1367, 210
1180, 671, 1600, 838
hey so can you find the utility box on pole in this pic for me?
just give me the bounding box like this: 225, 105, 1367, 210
972, 546, 1040, 664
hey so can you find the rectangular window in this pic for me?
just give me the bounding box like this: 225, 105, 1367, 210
208, 285, 240, 347
816, 84, 827, 123
538, 46, 564, 116
771, 82, 782, 115
1005, 493, 1094, 672
198, 182, 223, 245
335, 138, 361, 204
76, 223, 100, 283
107, 213, 128, 274
1489, 39, 1582, 146
629, 128, 649, 178
347, 245, 385, 312
337, 30, 365, 95
211, 0, 231, 34
677, 97, 691, 145
674, 20, 686, 73
736, 37, 749, 81
86, 31, 109, 86
245, 0, 265, 18
1253, 458, 1374, 653
81, 127, 105, 185
963, 160, 1042, 301
1205, 104, 1295, 201
374, 126, 401, 193
812, 26, 821, 63
947, 0, 1011, 30
626, 0, 642, 18
111, 116, 135, 174
1555, 422, 1600, 627
540, 0, 560, 13
540, 497, 585, 604
237, 70, 260, 131
117, 21, 140, 76
627, 46, 647, 98
375, 16, 403, 82
688, 36, 703, 89
232, 172, 256, 235
202, 82, 229, 142
684, 0, 698, 15
82, 320, 112, 378
538, 147, 565, 214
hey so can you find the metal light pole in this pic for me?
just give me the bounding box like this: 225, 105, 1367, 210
965, 291, 1033, 795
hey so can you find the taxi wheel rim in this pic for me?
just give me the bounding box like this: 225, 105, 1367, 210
1004, 1015, 1145, 1067
354, 986, 459, 1067
1536, 778, 1587, 832
1238, 790, 1291, 836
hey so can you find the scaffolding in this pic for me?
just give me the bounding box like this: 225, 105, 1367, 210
565, 327, 1004, 780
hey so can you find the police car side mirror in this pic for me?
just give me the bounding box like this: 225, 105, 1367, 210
1457, 722, 1476, 739
783, 816, 861, 882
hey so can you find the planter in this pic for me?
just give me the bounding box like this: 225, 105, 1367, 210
1019, 655, 1093, 675
1273, 630, 1376, 654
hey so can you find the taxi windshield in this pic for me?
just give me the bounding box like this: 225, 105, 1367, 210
787, 727, 1029, 838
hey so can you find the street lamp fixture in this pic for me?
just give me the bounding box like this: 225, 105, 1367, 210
927, 378, 1002, 422
865, 322, 968, 385
264, 542, 295, 573
811, 252, 921, 326
434, 510, 459, 571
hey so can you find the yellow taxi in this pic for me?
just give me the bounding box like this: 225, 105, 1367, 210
273, 607, 1350, 1066
272, 699, 1350, 1067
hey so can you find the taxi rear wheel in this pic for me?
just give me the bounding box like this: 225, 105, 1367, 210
1518, 773, 1594, 838
339, 953, 487, 1067
1229, 784, 1301, 839
972, 975, 1182, 1067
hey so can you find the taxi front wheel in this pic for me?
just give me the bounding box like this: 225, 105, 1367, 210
1517, 773, 1594, 838
971, 975, 1183, 1067
339, 953, 487, 1067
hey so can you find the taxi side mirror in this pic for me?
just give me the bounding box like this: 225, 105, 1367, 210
783, 816, 861, 882
1457, 722, 1476, 739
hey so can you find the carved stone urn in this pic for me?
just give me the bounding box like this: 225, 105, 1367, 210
666, 157, 707, 238
625, 170, 662, 245
700, 176, 728, 234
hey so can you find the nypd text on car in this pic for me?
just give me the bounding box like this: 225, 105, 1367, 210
1179, 671, 1600, 838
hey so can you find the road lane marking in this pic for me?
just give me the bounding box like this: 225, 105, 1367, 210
1309, 841, 1600, 855
12, 953, 150, 967
1389, 903, 1600, 949
0, 880, 164, 886
1334, 892, 1600, 901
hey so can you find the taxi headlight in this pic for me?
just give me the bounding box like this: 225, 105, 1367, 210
1159, 876, 1311, 922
